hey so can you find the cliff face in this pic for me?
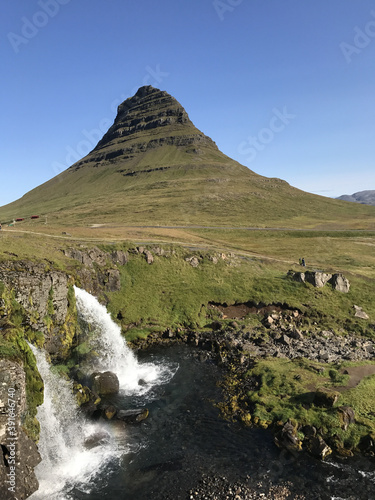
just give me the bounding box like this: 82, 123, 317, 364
0, 261, 75, 361
0, 359, 41, 500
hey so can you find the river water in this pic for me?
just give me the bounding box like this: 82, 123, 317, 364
31, 344, 374, 499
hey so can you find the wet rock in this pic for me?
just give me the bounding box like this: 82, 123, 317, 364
307, 435, 332, 460
83, 430, 110, 449
91, 371, 119, 395
274, 421, 302, 452
116, 408, 149, 423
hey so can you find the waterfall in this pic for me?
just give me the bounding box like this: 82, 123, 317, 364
74, 286, 174, 394
29, 345, 123, 500
28, 289, 177, 498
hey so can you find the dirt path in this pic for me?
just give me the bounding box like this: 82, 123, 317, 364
342, 364, 375, 390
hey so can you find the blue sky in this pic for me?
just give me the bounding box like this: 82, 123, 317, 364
1, 0, 374, 206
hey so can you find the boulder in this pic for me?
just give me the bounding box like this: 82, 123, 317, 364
307, 435, 332, 460
274, 421, 302, 452
354, 305, 369, 320
91, 371, 119, 395
84, 430, 110, 449
304, 271, 332, 288
313, 388, 340, 408
144, 250, 154, 264
185, 256, 199, 268
329, 273, 350, 293
116, 408, 149, 423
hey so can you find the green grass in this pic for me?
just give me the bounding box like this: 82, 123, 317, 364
101, 245, 375, 339
243, 357, 375, 451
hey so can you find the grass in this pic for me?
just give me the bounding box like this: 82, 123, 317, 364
242, 357, 375, 451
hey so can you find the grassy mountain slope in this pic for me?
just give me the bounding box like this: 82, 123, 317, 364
1, 86, 375, 229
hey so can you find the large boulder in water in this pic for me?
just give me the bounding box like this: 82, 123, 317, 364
116, 408, 149, 423
91, 371, 119, 395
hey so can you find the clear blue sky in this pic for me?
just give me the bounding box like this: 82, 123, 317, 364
1, 0, 374, 206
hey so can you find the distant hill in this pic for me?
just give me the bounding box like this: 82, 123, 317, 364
337, 190, 375, 206
1, 86, 375, 229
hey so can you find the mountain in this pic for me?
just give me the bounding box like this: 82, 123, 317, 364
1, 86, 374, 228
337, 190, 375, 206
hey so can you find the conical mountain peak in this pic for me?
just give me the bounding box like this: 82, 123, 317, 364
91, 86, 210, 159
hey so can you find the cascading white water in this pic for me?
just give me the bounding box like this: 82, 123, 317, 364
28, 345, 123, 500
74, 286, 174, 394
28, 289, 177, 498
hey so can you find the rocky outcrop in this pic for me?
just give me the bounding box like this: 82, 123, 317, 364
289, 270, 350, 293
63, 246, 126, 295
0, 261, 76, 360
0, 360, 41, 499
84, 86, 216, 163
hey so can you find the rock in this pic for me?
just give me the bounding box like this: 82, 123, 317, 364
274, 421, 302, 452
288, 328, 303, 340
0, 261, 72, 359
91, 371, 119, 395
103, 405, 117, 420
264, 315, 274, 326
111, 250, 128, 265
354, 305, 369, 320
358, 435, 375, 454
304, 271, 332, 288
185, 256, 199, 268
289, 271, 305, 283
337, 406, 355, 430
0, 360, 41, 499
307, 435, 332, 460
83, 430, 110, 449
144, 250, 154, 264
106, 269, 121, 291
314, 389, 340, 408
116, 408, 149, 423
329, 274, 350, 293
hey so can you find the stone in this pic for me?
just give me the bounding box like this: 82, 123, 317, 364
337, 406, 355, 430
106, 269, 121, 291
91, 371, 119, 395
314, 389, 340, 408
0, 360, 41, 499
185, 256, 199, 267
116, 408, 149, 423
354, 305, 369, 320
83, 430, 110, 449
329, 273, 350, 293
304, 271, 332, 288
144, 250, 154, 264
274, 421, 302, 452
111, 250, 129, 265
307, 435, 332, 460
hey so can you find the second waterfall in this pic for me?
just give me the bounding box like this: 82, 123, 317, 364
74, 286, 176, 394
